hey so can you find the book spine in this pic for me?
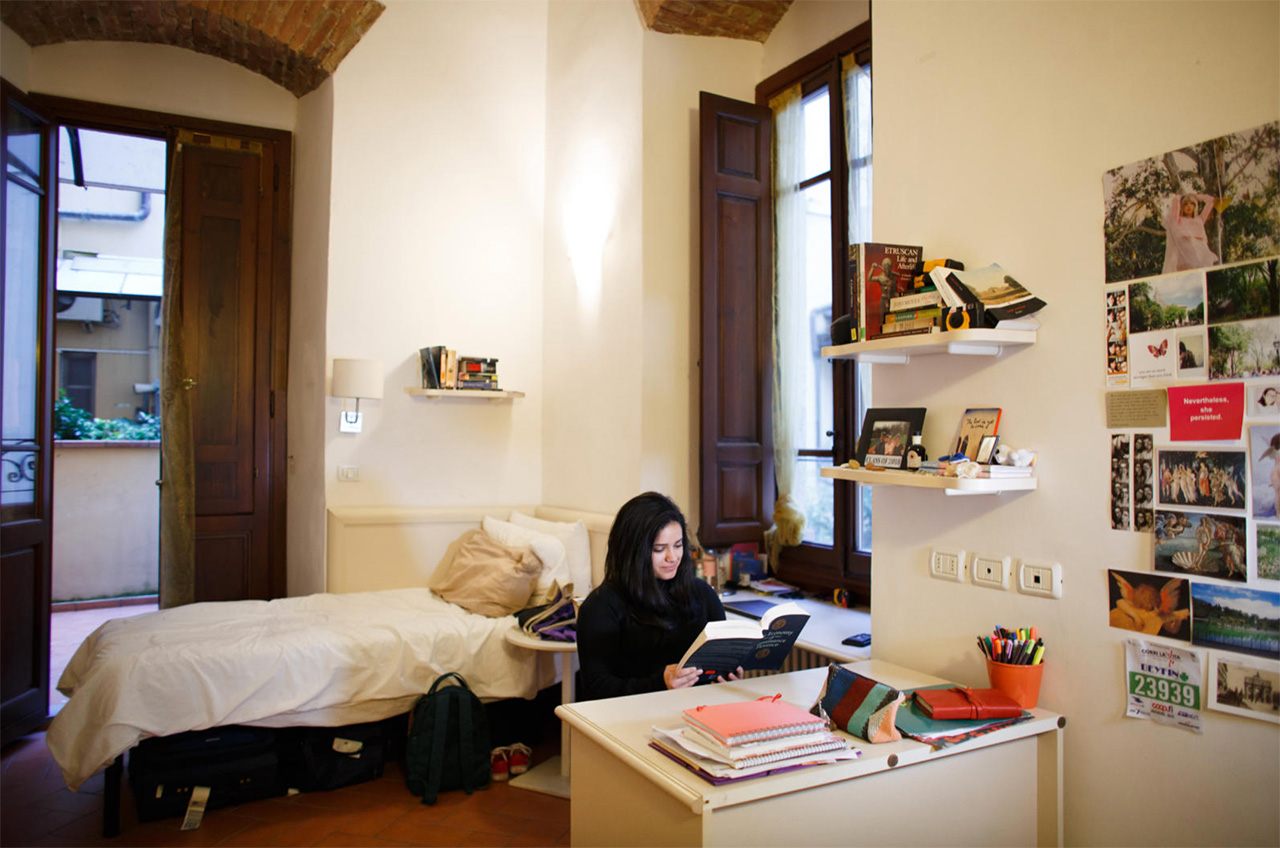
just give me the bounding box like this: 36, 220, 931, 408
878, 318, 938, 335
889, 290, 941, 311
884, 307, 942, 323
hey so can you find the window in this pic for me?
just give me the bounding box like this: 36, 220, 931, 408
59, 350, 96, 414
758, 24, 872, 601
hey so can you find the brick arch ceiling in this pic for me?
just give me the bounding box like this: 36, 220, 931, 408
0, 0, 385, 98
636, 0, 793, 43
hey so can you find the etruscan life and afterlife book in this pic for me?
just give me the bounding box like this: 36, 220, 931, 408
678, 601, 809, 684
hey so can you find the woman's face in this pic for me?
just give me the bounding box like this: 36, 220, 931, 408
650, 520, 684, 582
1181, 197, 1197, 217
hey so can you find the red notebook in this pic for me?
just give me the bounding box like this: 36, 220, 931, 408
682, 696, 827, 747
913, 687, 1023, 720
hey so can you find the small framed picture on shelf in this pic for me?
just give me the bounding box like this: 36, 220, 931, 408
952, 407, 1003, 460
856, 408, 927, 469
975, 434, 1000, 464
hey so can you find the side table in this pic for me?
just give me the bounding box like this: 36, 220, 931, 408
503, 629, 577, 798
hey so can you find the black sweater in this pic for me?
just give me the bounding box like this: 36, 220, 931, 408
576, 579, 725, 702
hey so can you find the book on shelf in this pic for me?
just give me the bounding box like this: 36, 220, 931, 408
952, 407, 1002, 461
878, 324, 939, 338
934, 263, 1046, 327
884, 306, 942, 324
978, 465, 1034, 477
677, 601, 809, 684
889, 288, 942, 312
419, 346, 445, 389
849, 242, 925, 340
681, 694, 828, 747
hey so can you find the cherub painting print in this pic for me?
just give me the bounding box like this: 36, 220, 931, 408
1108, 569, 1191, 641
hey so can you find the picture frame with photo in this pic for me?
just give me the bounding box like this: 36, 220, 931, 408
975, 434, 1000, 464
856, 408, 927, 469
1208, 651, 1280, 724
952, 407, 1002, 460
1190, 582, 1280, 661
1257, 522, 1280, 583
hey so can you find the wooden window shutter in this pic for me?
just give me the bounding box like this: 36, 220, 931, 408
697, 91, 774, 547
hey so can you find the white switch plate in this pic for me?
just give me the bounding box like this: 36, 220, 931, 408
972, 554, 1011, 590
1018, 560, 1063, 598
337, 465, 360, 482
929, 548, 966, 582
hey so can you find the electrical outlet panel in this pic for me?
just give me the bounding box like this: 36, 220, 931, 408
929, 549, 967, 582
1018, 560, 1063, 599
972, 554, 1011, 590
337, 465, 360, 482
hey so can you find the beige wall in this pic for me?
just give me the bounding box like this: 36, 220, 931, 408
761, 0, 869, 79
870, 2, 1279, 845
288, 79, 335, 597
51, 443, 158, 600
323, 0, 548, 520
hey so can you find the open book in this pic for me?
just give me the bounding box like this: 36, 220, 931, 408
678, 601, 809, 684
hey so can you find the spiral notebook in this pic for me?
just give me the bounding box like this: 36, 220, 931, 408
650, 726, 856, 781
682, 695, 827, 746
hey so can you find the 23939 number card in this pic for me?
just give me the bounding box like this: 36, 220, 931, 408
1125, 639, 1203, 733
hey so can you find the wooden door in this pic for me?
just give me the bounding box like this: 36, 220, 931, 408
181, 141, 274, 602
697, 92, 774, 546
1, 81, 56, 745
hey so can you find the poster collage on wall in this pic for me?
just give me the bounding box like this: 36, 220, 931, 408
1102, 121, 1280, 728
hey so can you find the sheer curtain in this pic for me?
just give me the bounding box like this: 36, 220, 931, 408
158, 142, 194, 608
764, 84, 807, 569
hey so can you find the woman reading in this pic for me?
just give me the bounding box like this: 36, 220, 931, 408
577, 492, 742, 701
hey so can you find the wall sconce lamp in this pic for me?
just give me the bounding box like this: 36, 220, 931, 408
331, 358, 383, 433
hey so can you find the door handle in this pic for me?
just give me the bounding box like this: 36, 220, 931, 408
181, 378, 198, 390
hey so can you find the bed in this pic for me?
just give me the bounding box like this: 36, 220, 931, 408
47, 504, 613, 795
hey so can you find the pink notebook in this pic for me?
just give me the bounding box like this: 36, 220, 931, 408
682, 696, 827, 747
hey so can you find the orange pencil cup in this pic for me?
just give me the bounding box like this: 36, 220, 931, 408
986, 658, 1044, 709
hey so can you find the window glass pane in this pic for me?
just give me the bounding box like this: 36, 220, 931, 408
856, 362, 873, 553
801, 87, 829, 181
794, 455, 834, 546
802, 180, 833, 450
5, 107, 42, 183
3, 180, 41, 514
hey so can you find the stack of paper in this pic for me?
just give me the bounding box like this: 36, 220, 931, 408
648, 696, 859, 783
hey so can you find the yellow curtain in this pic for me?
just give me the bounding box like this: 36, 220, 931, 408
158, 142, 195, 608
763, 84, 806, 570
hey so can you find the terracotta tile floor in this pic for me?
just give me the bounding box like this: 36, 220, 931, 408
49, 605, 157, 712
4, 606, 570, 847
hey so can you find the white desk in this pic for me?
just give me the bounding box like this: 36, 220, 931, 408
504, 629, 576, 798
556, 660, 1064, 847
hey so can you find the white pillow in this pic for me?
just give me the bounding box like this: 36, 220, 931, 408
481, 516, 570, 602
509, 511, 592, 593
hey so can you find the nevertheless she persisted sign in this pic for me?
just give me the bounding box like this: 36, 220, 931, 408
1167, 382, 1243, 441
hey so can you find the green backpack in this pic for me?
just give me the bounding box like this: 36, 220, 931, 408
404, 672, 491, 805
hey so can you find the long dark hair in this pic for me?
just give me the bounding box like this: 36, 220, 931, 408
604, 491, 699, 624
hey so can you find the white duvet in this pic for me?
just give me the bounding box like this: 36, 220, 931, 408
47, 588, 556, 790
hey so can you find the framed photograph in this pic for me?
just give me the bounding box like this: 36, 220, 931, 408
975, 434, 1000, 464
1153, 509, 1246, 582
952, 407, 1002, 460
1208, 651, 1280, 723
856, 408, 926, 469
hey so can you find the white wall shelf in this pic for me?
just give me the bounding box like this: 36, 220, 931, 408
404, 388, 525, 400
821, 327, 1037, 364
820, 465, 1037, 496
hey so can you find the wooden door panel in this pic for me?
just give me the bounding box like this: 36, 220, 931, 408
698, 92, 773, 546
183, 147, 259, 517
193, 522, 254, 602
1, 83, 54, 744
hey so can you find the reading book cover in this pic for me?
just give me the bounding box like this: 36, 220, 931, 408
943, 264, 1046, 325
679, 602, 809, 684
853, 242, 924, 340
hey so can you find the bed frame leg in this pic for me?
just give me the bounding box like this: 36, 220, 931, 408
102, 754, 122, 838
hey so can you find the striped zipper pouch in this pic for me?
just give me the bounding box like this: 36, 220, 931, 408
810, 664, 904, 743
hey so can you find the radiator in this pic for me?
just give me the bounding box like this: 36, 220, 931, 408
744, 646, 833, 679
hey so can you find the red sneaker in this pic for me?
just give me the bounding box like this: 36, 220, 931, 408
490, 746, 510, 781
507, 742, 531, 775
